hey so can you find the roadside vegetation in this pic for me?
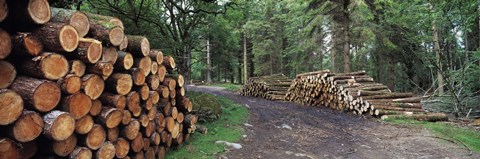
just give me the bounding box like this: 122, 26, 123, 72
166, 92, 248, 159
384, 119, 480, 152
212, 83, 243, 92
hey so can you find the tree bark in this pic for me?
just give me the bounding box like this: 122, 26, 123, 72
100, 92, 126, 110
98, 108, 123, 129
33, 22, 79, 52
50, 7, 90, 37
20, 52, 69, 80
9, 0, 51, 25
116, 51, 134, 71
11, 32, 43, 57
126, 35, 150, 57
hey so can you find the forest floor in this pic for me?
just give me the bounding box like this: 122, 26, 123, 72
187, 85, 480, 159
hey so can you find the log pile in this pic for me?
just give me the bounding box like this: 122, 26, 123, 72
240, 74, 293, 100
285, 70, 447, 121
0, 1, 197, 159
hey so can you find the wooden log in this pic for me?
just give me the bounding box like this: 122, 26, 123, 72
102, 46, 118, 65
115, 137, 130, 158
19, 141, 37, 159
122, 110, 132, 125
81, 74, 105, 100
127, 91, 141, 117
33, 22, 79, 52
96, 141, 115, 159
9, 0, 51, 25
5, 110, 43, 142
43, 110, 75, 141
366, 97, 422, 103
150, 132, 161, 146
0, 0, 7, 23
157, 146, 166, 159
144, 97, 154, 111
10, 76, 60, 112
163, 55, 175, 70
367, 102, 422, 109
98, 108, 123, 128
119, 36, 128, 51
52, 134, 77, 157
136, 84, 150, 101
149, 50, 163, 64
57, 74, 81, 94
158, 85, 169, 99
147, 104, 157, 120
0, 138, 21, 159
70, 147, 92, 159
149, 91, 160, 104
11, 32, 43, 57
132, 151, 145, 159
0, 61, 16, 89
130, 68, 146, 86
100, 92, 126, 110
61, 92, 92, 119
89, 99, 102, 116
0, 28, 10, 59
122, 119, 140, 140
70, 60, 86, 77
177, 112, 184, 123
142, 138, 150, 151
20, 52, 69, 80
150, 62, 158, 75
84, 12, 124, 29
155, 114, 165, 132
371, 105, 424, 112
165, 117, 176, 133
135, 56, 152, 76
131, 133, 144, 153
166, 74, 184, 88
163, 78, 176, 91
69, 38, 102, 64
0, 89, 23, 125
107, 127, 119, 142
145, 147, 155, 159
115, 51, 134, 71
139, 114, 149, 127
50, 7, 89, 37
146, 75, 160, 90
106, 73, 133, 96
361, 93, 414, 100
126, 35, 150, 57
374, 109, 425, 116
75, 114, 93, 135
88, 61, 114, 80
88, 20, 124, 46
380, 113, 448, 122
82, 124, 106, 150
176, 96, 192, 113
157, 64, 166, 82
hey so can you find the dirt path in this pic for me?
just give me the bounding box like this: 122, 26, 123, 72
187, 85, 479, 159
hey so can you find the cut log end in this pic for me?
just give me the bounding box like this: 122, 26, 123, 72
0, 90, 23, 125
0, 138, 21, 159
96, 141, 115, 159
70, 60, 86, 77
58, 74, 81, 94
121, 52, 134, 70
102, 47, 118, 65
40, 53, 70, 80
64, 93, 92, 119
101, 108, 123, 128
34, 81, 61, 112
82, 74, 105, 100
75, 115, 93, 135
44, 110, 76, 141
12, 111, 44, 142
0, 61, 16, 89
12, 32, 43, 57
0, 0, 7, 23
60, 25, 80, 52
27, 0, 51, 24
86, 124, 106, 150
70, 147, 92, 159
52, 134, 77, 157
70, 12, 90, 37
109, 27, 124, 46
119, 36, 128, 51
0, 29, 11, 59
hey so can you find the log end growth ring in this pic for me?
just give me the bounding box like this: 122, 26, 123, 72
0, 61, 16, 89
41, 53, 69, 80
34, 82, 61, 112
87, 40, 102, 64
0, 29, 12, 59
109, 27, 124, 46
70, 12, 90, 37
50, 112, 76, 141
141, 38, 150, 56
0, 0, 7, 22
0, 90, 23, 125
23, 34, 43, 56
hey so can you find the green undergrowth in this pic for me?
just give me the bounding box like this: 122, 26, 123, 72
212, 83, 243, 92
384, 118, 480, 152
166, 92, 248, 159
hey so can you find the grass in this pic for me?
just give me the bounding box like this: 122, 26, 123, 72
384, 118, 480, 152
166, 94, 249, 159
211, 83, 243, 92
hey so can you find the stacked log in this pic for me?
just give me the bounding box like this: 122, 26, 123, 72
0, 1, 198, 159
240, 74, 293, 100
284, 70, 447, 121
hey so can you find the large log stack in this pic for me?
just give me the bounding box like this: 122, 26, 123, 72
0, 1, 197, 159
240, 74, 293, 100
284, 70, 447, 121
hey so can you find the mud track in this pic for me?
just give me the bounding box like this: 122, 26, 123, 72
188, 85, 478, 159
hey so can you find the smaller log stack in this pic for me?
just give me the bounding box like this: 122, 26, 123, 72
285, 70, 447, 122
240, 74, 293, 100
0, 1, 198, 159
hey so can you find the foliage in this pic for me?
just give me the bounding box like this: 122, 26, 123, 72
384, 119, 480, 152
212, 83, 243, 92
166, 95, 248, 159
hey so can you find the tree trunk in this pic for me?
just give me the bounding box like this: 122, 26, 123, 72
243, 34, 248, 84
430, 4, 444, 95
69, 38, 102, 64
11, 32, 43, 57
0, 61, 16, 89
61, 92, 92, 119
342, 0, 351, 73
33, 22, 79, 52
100, 92, 126, 110
88, 21, 124, 46
126, 35, 150, 57
10, 76, 61, 112
50, 7, 89, 37
43, 110, 75, 141
20, 52, 69, 80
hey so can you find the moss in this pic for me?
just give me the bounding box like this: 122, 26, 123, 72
188, 92, 222, 122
